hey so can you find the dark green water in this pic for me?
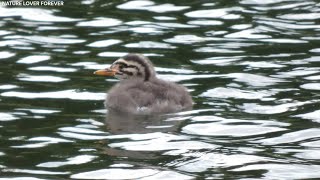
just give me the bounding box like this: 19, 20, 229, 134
1, 0, 320, 179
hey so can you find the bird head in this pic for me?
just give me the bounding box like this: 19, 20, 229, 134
94, 53, 156, 81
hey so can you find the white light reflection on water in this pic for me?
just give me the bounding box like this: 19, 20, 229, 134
0, 84, 18, 89
168, 152, 268, 173
125, 41, 176, 49
87, 39, 122, 48
185, 8, 242, 19
227, 73, 286, 87
12, 137, 73, 148
15, 108, 60, 114
77, 18, 122, 27
225, 29, 271, 39
184, 123, 286, 137
200, 87, 276, 100
240, 100, 318, 114
0, 112, 18, 121
17, 55, 50, 64
107, 132, 218, 151
98, 52, 163, 58
25, 36, 85, 45
37, 155, 96, 168
71, 168, 193, 180
2, 168, 69, 175
165, 35, 212, 44
257, 128, 320, 145
188, 20, 223, 26
300, 83, 320, 90
1, 90, 105, 100
295, 110, 320, 123
0, 51, 15, 59
17, 74, 69, 82
183, 116, 288, 137
159, 74, 220, 82
117, 0, 189, 13
28, 66, 77, 72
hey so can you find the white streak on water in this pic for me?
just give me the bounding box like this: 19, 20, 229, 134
1, 90, 105, 100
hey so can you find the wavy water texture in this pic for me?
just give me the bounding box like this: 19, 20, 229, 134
0, 0, 320, 179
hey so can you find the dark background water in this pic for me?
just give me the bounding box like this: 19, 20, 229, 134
1, 0, 320, 179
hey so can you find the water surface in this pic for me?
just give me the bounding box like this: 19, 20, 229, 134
1, 0, 320, 179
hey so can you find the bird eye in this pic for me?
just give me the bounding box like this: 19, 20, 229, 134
118, 63, 128, 69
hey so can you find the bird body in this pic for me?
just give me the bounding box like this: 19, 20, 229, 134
94, 54, 193, 114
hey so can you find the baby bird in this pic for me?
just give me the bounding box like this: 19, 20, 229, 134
94, 53, 193, 114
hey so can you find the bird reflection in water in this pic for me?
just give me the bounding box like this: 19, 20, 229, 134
99, 109, 189, 160
105, 109, 184, 135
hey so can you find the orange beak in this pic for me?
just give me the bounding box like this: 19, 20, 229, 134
94, 68, 118, 76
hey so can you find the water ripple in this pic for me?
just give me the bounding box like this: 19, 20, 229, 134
1, 90, 105, 100
227, 73, 286, 86
0, 112, 18, 121
200, 87, 276, 100
300, 83, 320, 90
2, 168, 69, 175
25, 35, 85, 45
295, 110, 320, 123
170, 152, 268, 173
185, 8, 242, 19
107, 132, 218, 151
37, 155, 96, 168
77, 18, 122, 27
241, 100, 318, 114
117, 0, 189, 13
17, 55, 50, 64
17, 74, 69, 82
87, 39, 122, 48
125, 41, 176, 49
1, 0, 320, 179
71, 168, 193, 180
0, 51, 15, 59
0, 7, 79, 22
28, 66, 77, 72
183, 116, 287, 137
256, 128, 320, 145
232, 164, 320, 179
12, 137, 73, 148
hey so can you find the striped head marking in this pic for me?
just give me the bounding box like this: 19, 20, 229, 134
111, 54, 155, 81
